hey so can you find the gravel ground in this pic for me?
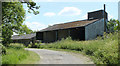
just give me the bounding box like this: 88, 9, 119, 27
25, 48, 94, 64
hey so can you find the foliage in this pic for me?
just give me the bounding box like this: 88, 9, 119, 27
18, 24, 33, 35
39, 32, 118, 64
2, 2, 25, 46
2, 1, 40, 46
25, 1, 40, 15
28, 43, 41, 48
0, 43, 6, 55
107, 19, 119, 32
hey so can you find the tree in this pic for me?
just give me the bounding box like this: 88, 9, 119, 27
18, 24, 33, 34
107, 19, 119, 33
2, 1, 40, 46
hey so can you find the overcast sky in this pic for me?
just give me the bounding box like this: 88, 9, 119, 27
23, 1, 118, 31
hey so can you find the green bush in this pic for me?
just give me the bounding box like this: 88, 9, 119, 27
40, 32, 118, 64
28, 43, 32, 48
28, 43, 41, 48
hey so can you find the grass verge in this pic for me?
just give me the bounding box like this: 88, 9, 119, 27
19, 51, 40, 64
2, 43, 40, 64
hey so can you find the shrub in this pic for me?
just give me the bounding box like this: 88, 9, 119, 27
28, 43, 41, 48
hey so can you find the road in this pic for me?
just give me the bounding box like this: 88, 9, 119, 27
25, 48, 94, 64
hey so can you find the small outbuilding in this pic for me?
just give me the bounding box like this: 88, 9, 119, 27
11, 33, 36, 46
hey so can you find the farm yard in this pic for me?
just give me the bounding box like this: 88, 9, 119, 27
0, 1, 119, 65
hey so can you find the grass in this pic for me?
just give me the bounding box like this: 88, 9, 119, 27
39, 32, 118, 64
2, 43, 40, 64
19, 51, 40, 64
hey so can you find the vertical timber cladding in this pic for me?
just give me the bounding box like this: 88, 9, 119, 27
43, 31, 56, 43
70, 27, 85, 40
36, 32, 43, 40
58, 29, 70, 40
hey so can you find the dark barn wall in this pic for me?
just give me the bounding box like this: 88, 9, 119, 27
88, 10, 107, 20
70, 27, 85, 40
40, 27, 85, 43
43, 31, 56, 43
36, 32, 43, 40
58, 29, 69, 40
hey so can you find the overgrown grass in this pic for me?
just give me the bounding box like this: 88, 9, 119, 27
2, 43, 40, 64
39, 32, 118, 64
19, 51, 40, 64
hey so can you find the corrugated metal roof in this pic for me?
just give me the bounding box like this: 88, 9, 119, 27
39, 19, 100, 32
11, 33, 36, 40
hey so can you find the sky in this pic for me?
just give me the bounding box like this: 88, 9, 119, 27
22, 1, 118, 32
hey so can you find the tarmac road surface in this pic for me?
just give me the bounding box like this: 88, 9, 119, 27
25, 48, 94, 64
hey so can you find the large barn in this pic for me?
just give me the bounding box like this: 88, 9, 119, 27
36, 9, 108, 43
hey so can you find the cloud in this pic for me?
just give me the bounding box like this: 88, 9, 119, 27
26, 16, 32, 19
24, 21, 47, 31
44, 12, 56, 17
58, 7, 81, 16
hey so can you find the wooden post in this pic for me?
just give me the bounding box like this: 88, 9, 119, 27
56, 30, 58, 41
68, 29, 71, 37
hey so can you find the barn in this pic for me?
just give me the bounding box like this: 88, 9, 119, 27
11, 33, 36, 46
36, 9, 108, 43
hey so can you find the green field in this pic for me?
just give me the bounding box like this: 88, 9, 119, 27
39, 32, 118, 64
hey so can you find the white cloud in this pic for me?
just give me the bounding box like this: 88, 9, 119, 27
58, 7, 81, 16
24, 22, 47, 31
26, 16, 32, 19
44, 12, 56, 17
